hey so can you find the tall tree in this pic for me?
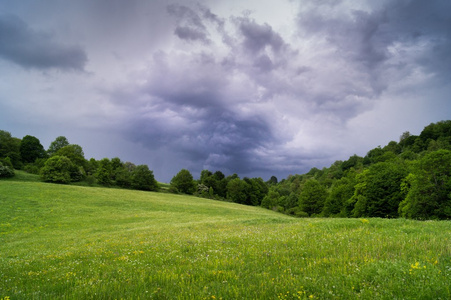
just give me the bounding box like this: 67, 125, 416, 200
95, 158, 113, 186
298, 179, 328, 216
19, 135, 47, 163
0, 130, 21, 168
47, 136, 69, 156
170, 169, 196, 194
131, 165, 159, 191
351, 161, 408, 218
399, 149, 451, 220
55, 144, 86, 167
226, 178, 249, 204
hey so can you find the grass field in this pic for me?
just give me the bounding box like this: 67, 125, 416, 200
1, 174, 450, 299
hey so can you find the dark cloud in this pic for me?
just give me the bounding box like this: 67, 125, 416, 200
2, 0, 451, 182
174, 26, 209, 42
0, 14, 87, 70
298, 0, 451, 89
236, 17, 285, 54
167, 4, 211, 43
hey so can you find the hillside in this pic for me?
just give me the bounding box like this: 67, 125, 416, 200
1, 178, 450, 299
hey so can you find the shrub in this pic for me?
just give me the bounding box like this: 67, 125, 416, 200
40, 156, 75, 183
0, 162, 14, 178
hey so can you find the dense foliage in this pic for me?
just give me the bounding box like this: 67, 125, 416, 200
256, 120, 451, 220
1, 120, 450, 219
0, 132, 159, 192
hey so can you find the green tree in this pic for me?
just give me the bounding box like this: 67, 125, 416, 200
20, 135, 47, 163
0, 130, 21, 168
351, 161, 408, 218
47, 136, 69, 156
323, 174, 356, 217
226, 178, 249, 204
95, 158, 113, 186
244, 177, 268, 206
341, 155, 363, 172
131, 165, 159, 191
114, 161, 135, 188
399, 149, 451, 220
170, 169, 196, 194
55, 144, 86, 167
261, 188, 280, 209
40, 155, 76, 183
298, 179, 328, 216
267, 175, 278, 185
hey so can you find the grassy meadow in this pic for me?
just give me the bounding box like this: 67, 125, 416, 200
1, 173, 450, 299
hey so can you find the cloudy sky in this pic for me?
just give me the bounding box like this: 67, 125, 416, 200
1, 0, 450, 182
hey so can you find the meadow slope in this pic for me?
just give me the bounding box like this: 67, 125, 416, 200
1, 179, 450, 299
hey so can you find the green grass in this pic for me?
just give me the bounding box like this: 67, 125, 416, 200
1, 178, 450, 299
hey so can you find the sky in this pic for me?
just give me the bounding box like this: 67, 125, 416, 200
1, 0, 450, 182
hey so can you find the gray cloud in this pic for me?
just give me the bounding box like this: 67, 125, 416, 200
2, 0, 451, 182
0, 14, 87, 70
167, 4, 211, 43
237, 17, 285, 54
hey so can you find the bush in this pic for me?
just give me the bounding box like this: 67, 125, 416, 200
40, 156, 76, 183
295, 211, 309, 218
0, 162, 14, 178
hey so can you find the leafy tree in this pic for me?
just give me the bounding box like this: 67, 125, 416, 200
244, 177, 268, 206
261, 188, 280, 209
55, 144, 86, 167
200, 169, 213, 183
323, 174, 356, 217
198, 170, 228, 198
281, 192, 299, 211
267, 175, 278, 185
341, 155, 363, 172
114, 161, 136, 188
399, 132, 418, 151
47, 136, 69, 156
20, 135, 47, 163
213, 171, 225, 181
170, 169, 196, 194
399, 149, 451, 220
40, 155, 77, 183
363, 146, 385, 165
0, 130, 21, 168
419, 121, 451, 147
383, 141, 402, 155
84, 158, 99, 176
95, 158, 113, 186
298, 179, 328, 216
351, 161, 408, 218
212, 171, 227, 198
226, 178, 249, 204
131, 165, 159, 191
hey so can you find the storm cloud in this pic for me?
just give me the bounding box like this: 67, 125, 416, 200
1, 0, 450, 182
0, 14, 87, 70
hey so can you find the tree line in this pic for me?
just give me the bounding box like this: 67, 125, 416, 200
170, 120, 451, 220
0, 134, 158, 191
259, 120, 451, 220
1, 120, 451, 220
